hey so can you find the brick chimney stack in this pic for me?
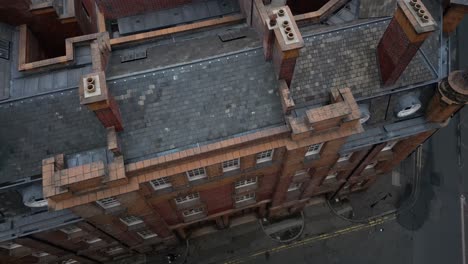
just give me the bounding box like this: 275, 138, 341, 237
426, 70, 468, 123
266, 6, 304, 86
442, 0, 468, 34
79, 71, 123, 131
377, 0, 437, 86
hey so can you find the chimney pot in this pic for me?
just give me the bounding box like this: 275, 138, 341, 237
278, 9, 285, 17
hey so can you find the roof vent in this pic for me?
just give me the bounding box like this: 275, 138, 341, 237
358, 104, 370, 124
18, 184, 48, 208
395, 94, 421, 118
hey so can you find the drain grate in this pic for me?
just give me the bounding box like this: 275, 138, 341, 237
0, 39, 10, 60
121, 49, 147, 63
218, 29, 246, 42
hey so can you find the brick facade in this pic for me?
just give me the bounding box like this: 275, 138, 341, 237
2, 1, 468, 263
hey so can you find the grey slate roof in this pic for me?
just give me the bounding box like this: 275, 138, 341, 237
0, 90, 107, 183
290, 19, 437, 106
111, 48, 284, 162
359, 0, 396, 18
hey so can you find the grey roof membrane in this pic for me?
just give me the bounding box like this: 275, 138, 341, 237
290, 19, 437, 106
111, 48, 284, 162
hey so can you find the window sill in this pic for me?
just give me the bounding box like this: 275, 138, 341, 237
304, 153, 321, 162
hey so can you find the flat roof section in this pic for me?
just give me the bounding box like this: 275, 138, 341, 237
290, 19, 437, 107
111, 48, 284, 163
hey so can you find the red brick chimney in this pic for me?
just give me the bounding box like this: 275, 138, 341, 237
79, 71, 123, 131
377, 0, 437, 86
426, 70, 468, 123
443, 0, 468, 34
266, 6, 304, 86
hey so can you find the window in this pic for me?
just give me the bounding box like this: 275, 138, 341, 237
120, 216, 143, 226
294, 170, 307, 177
182, 207, 204, 217
96, 197, 120, 209
175, 192, 200, 204
235, 192, 255, 203
62, 259, 78, 264
324, 173, 337, 181
365, 162, 377, 170
288, 182, 302, 192
256, 149, 274, 163
85, 237, 102, 244
106, 246, 124, 255
306, 143, 323, 156
186, 167, 206, 181
0, 243, 22, 249
150, 176, 172, 190
222, 158, 240, 172
235, 177, 257, 188
32, 252, 49, 257
337, 153, 352, 162
137, 230, 158, 239
382, 141, 398, 151
60, 225, 82, 234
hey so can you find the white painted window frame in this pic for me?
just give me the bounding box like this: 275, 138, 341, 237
235, 192, 255, 203
175, 192, 200, 204
186, 167, 207, 181
256, 149, 274, 163
120, 216, 143, 226
96, 197, 121, 209
305, 143, 324, 156
137, 230, 158, 239
222, 158, 240, 172
287, 182, 302, 192
235, 177, 257, 188
150, 176, 172, 190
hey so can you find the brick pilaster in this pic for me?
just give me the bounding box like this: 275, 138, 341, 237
377, 0, 436, 86
271, 147, 307, 206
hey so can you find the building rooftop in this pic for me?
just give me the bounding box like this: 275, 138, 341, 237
0, 90, 107, 183
290, 19, 437, 107
0, 5, 443, 183
0, 46, 284, 182
112, 48, 284, 163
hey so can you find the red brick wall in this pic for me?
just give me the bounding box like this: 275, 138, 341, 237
377, 17, 423, 86
152, 200, 180, 226
200, 183, 233, 215
0, 0, 82, 58
95, 0, 193, 19
75, 0, 99, 34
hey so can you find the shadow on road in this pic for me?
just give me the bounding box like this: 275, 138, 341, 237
397, 141, 436, 231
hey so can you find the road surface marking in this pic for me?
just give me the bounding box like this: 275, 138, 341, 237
224, 214, 396, 264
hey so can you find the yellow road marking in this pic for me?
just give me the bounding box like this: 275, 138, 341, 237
224, 214, 396, 264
